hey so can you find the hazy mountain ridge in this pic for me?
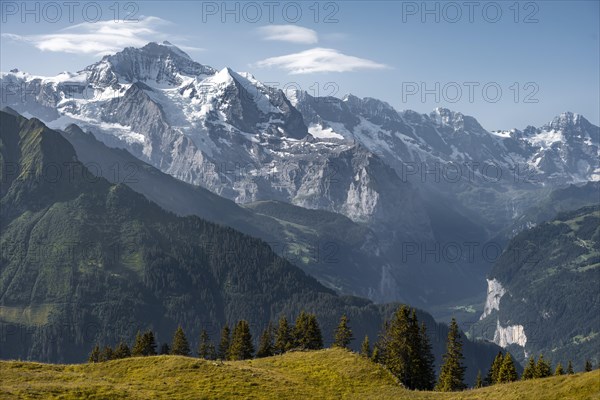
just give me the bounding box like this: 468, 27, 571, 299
0, 111, 502, 383
56, 121, 397, 302
53, 113, 499, 309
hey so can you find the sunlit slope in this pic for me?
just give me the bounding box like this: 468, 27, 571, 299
1, 348, 599, 400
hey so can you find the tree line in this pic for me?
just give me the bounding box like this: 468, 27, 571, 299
475, 351, 595, 388
89, 311, 327, 363
88, 306, 595, 392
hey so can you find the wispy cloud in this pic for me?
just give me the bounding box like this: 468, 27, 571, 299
257, 25, 318, 44
254, 48, 389, 74
1, 16, 202, 57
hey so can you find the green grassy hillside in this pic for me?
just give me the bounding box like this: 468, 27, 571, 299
1, 348, 598, 400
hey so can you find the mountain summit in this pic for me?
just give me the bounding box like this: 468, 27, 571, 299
85, 42, 215, 87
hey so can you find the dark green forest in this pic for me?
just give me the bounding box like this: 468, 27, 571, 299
474, 205, 600, 367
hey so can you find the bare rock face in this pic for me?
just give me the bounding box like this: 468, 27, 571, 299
493, 320, 527, 348
481, 278, 507, 320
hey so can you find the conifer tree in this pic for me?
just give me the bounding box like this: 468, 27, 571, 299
218, 325, 231, 360
160, 343, 170, 355
360, 335, 371, 358
566, 360, 574, 374
293, 311, 323, 350
475, 370, 483, 388
498, 353, 518, 383
146, 330, 157, 356
554, 363, 564, 376
306, 314, 324, 350
171, 326, 191, 356
256, 323, 275, 358
131, 330, 157, 356
416, 320, 436, 390
274, 317, 292, 355
435, 318, 466, 392
374, 320, 390, 363
198, 329, 216, 360
380, 306, 412, 386
131, 331, 145, 356
535, 354, 552, 378
375, 306, 434, 390
486, 352, 504, 384
406, 309, 423, 390
293, 311, 309, 349
584, 360, 593, 372
333, 314, 354, 349
114, 341, 131, 359
88, 344, 100, 363
371, 346, 381, 363
309, 312, 324, 350
522, 356, 536, 380
99, 345, 114, 362
229, 320, 254, 360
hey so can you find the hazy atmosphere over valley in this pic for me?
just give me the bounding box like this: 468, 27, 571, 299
0, 1, 599, 398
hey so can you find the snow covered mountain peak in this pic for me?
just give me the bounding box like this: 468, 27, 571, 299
137, 41, 193, 61
1, 43, 598, 200
543, 112, 596, 138
430, 107, 464, 127
85, 42, 216, 87
550, 111, 582, 127
209, 67, 236, 86
159, 41, 193, 60
430, 107, 487, 135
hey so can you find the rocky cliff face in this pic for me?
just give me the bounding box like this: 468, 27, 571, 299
493, 320, 527, 348
481, 279, 507, 320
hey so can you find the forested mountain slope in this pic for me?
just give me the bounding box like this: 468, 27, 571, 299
474, 205, 600, 367
0, 111, 499, 383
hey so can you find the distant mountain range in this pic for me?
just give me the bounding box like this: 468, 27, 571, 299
0, 110, 502, 383
2, 43, 597, 229
1, 42, 598, 343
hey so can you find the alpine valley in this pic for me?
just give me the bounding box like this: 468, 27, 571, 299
1, 42, 599, 370
0, 109, 500, 384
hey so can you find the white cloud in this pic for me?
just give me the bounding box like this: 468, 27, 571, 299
1, 16, 202, 57
254, 48, 389, 74
258, 25, 318, 44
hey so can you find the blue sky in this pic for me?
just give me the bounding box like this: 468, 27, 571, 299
1, 1, 598, 129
